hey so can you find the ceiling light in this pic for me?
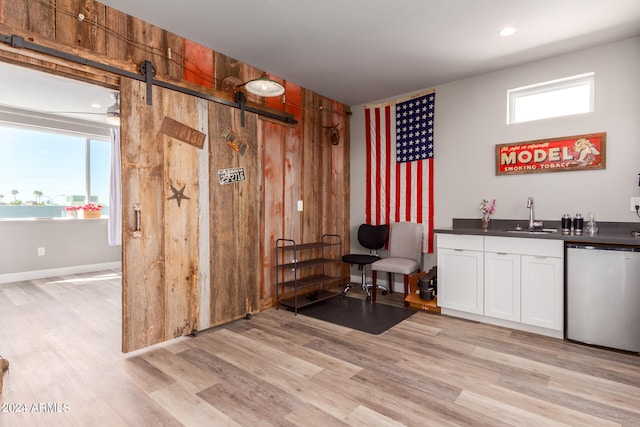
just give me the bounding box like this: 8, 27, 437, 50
105, 92, 120, 126
91, 102, 101, 109
243, 73, 285, 97
499, 27, 517, 37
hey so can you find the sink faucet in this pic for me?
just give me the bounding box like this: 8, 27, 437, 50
527, 197, 544, 230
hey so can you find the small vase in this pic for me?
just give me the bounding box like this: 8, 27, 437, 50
481, 217, 490, 230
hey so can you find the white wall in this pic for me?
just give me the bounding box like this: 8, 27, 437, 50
350, 37, 640, 273
0, 219, 121, 283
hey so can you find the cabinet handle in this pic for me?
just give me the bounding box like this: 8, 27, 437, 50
454, 248, 464, 251
133, 203, 142, 238
497, 252, 508, 255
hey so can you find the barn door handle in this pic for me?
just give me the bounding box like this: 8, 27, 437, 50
133, 203, 142, 238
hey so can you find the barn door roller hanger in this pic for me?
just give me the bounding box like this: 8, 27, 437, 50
0, 33, 297, 125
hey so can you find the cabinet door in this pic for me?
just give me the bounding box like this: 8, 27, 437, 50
521, 255, 563, 331
438, 248, 484, 314
484, 252, 521, 322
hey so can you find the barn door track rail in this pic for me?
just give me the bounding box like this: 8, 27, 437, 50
0, 33, 297, 125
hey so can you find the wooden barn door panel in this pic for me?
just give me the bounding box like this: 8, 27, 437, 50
208, 103, 262, 325
121, 77, 201, 352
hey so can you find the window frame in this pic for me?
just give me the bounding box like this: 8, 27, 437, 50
0, 106, 113, 219
507, 72, 595, 124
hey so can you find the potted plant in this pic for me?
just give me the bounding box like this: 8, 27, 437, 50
79, 203, 103, 219
480, 198, 496, 230
65, 206, 79, 218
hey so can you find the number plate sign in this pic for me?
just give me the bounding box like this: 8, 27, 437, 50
218, 167, 246, 185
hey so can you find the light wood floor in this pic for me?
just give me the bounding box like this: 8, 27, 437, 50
1, 271, 640, 426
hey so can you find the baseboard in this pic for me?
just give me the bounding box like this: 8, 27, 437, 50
0, 262, 122, 284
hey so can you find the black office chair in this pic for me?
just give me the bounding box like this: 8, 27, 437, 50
342, 224, 390, 299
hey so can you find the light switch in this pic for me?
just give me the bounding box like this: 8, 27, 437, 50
297, 200, 303, 211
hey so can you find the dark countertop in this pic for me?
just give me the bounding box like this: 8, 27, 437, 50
434, 218, 640, 247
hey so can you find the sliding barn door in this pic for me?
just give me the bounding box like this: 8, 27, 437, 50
120, 77, 202, 352
208, 102, 262, 325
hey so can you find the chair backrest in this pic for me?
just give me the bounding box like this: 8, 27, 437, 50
357, 224, 389, 250
388, 222, 422, 261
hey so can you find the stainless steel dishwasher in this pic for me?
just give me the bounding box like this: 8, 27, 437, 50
566, 243, 640, 352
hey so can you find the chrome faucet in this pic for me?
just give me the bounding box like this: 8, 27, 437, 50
527, 197, 544, 230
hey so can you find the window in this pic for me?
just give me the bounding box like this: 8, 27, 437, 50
508, 73, 594, 124
0, 124, 111, 219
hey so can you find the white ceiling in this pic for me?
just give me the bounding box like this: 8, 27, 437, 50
99, 0, 640, 106
0, 61, 117, 123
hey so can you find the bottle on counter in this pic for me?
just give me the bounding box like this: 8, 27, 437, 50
561, 214, 572, 234
574, 213, 584, 235
584, 213, 599, 235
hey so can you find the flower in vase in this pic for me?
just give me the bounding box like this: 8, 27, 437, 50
480, 198, 496, 220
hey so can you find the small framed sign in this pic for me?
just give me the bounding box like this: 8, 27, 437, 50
218, 167, 246, 185
496, 132, 606, 175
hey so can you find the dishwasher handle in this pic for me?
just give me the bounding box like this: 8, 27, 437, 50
566, 243, 640, 252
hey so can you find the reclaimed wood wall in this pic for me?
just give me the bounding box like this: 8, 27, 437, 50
0, 0, 350, 347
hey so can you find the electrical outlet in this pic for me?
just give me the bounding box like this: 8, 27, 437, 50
37, 247, 45, 256
631, 197, 640, 212
297, 200, 303, 211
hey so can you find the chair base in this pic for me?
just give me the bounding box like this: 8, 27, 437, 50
342, 266, 387, 299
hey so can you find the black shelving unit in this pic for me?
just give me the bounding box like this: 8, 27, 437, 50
275, 234, 342, 314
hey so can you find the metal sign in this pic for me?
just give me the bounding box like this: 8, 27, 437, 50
160, 117, 206, 149
218, 167, 246, 185
220, 127, 247, 155
496, 132, 606, 175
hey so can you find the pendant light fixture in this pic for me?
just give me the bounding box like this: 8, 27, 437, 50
105, 92, 120, 126
242, 73, 285, 97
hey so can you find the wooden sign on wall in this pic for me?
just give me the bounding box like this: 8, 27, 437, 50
496, 132, 606, 175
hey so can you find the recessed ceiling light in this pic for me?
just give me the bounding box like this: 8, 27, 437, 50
91, 102, 101, 109
499, 27, 517, 37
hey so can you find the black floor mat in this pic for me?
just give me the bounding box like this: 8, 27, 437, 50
296, 295, 416, 335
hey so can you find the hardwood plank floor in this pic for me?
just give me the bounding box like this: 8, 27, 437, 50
1, 271, 639, 426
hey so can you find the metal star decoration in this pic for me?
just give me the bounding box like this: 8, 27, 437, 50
167, 184, 190, 207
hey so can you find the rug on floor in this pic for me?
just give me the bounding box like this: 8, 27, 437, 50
296, 295, 416, 335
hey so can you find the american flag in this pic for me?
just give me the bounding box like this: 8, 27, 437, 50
365, 92, 435, 253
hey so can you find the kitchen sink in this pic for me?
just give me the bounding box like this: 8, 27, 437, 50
504, 228, 558, 234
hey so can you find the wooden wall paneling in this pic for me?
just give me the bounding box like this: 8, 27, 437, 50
121, 78, 166, 352
0, 0, 55, 37
340, 102, 351, 280
197, 99, 212, 330
160, 89, 201, 340
300, 90, 321, 243
0, 36, 120, 90
214, 51, 259, 93
261, 120, 285, 308
208, 102, 262, 325
324, 99, 348, 279
183, 39, 214, 88
283, 82, 304, 243
283, 125, 302, 244
55, 0, 106, 54
104, 7, 183, 80
284, 81, 304, 123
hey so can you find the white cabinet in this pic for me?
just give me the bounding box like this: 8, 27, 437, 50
437, 233, 564, 338
484, 236, 563, 332
521, 254, 563, 330
437, 234, 484, 315
484, 251, 520, 322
